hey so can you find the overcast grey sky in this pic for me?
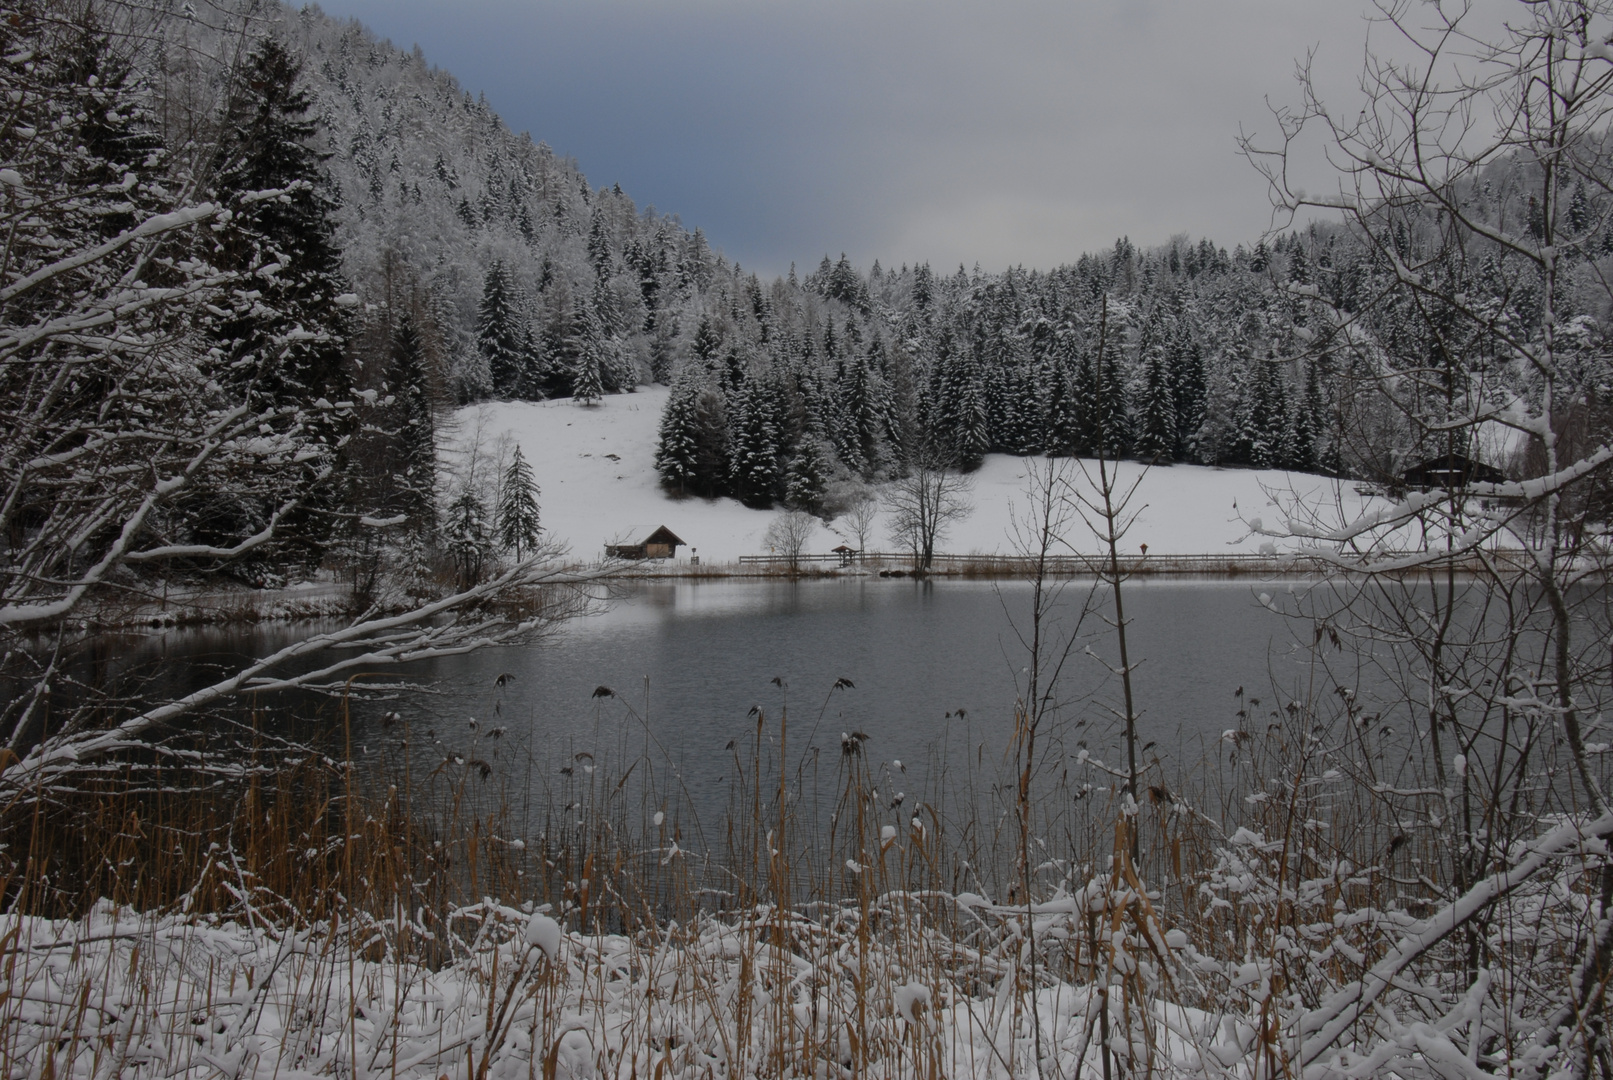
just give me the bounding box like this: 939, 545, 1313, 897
309, 0, 1446, 277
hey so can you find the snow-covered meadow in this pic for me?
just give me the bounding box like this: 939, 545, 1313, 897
449, 388, 1378, 566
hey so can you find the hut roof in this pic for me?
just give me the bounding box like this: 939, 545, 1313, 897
1400, 453, 1507, 488
641, 525, 686, 547
831, 544, 858, 553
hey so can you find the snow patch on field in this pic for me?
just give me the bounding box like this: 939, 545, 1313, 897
455, 388, 1371, 564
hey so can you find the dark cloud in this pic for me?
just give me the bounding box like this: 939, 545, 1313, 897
311, 0, 1504, 275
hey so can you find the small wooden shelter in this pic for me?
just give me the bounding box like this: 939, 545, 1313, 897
606, 526, 686, 560
832, 544, 859, 567
1399, 453, 1507, 491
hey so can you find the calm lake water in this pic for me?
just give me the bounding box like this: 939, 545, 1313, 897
77, 574, 1599, 829
333, 577, 1312, 809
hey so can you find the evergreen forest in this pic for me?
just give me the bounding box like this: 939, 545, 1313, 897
8, 0, 1612, 590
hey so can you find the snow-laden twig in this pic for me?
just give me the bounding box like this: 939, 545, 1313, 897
0, 551, 615, 800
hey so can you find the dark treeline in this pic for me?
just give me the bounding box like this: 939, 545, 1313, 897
645, 211, 1613, 511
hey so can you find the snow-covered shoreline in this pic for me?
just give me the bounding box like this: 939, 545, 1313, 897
4, 805, 1595, 1080
450, 387, 1380, 568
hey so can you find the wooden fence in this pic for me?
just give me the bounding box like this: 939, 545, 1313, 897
734, 549, 1539, 575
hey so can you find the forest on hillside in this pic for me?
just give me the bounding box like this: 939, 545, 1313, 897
0, 0, 753, 608
644, 212, 1613, 513
9, 0, 1609, 605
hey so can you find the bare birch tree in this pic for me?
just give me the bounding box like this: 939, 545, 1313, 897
763, 509, 817, 573
885, 465, 972, 572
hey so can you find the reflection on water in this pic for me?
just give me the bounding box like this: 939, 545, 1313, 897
338, 577, 1303, 814
17, 573, 1605, 852
63, 576, 1516, 825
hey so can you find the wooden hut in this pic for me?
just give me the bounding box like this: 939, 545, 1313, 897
1399, 453, 1507, 490
641, 526, 685, 559
832, 544, 858, 567
606, 526, 686, 560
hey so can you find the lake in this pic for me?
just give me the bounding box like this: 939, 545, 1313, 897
333, 576, 1317, 813
54, 572, 1593, 836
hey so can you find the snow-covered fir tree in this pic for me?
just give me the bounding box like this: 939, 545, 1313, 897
445, 487, 491, 588
497, 446, 542, 560
1133, 342, 1176, 462
571, 308, 608, 406
729, 376, 783, 508
654, 372, 704, 495
390, 311, 438, 532
207, 37, 351, 413
479, 261, 528, 398
784, 436, 830, 515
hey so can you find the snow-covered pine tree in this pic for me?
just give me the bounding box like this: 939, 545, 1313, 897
207, 37, 351, 411
648, 317, 679, 384
5, 8, 169, 347
1070, 347, 1101, 456
868, 335, 910, 469
540, 289, 580, 399
48, 12, 167, 244
654, 371, 704, 495
972, 295, 1033, 456
497, 445, 542, 560
1090, 305, 1131, 458
1291, 357, 1323, 473
201, 35, 356, 567
479, 261, 528, 397
1043, 350, 1082, 456
391, 311, 438, 532
1225, 344, 1260, 466
590, 275, 633, 393
1170, 327, 1207, 462
729, 377, 783, 508
1133, 342, 1175, 462
691, 314, 723, 374
956, 374, 993, 470
784, 435, 831, 515
571, 298, 607, 405
931, 325, 991, 470
836, 351, 878, 478
445, 487, 492, 588
1242, 351, 1291, 468
587, 207, 613, 277
976, 318, 1014, 452
1568, 182, 1593, 238
691, 386, 733, 497
518, 320, 545, 398
1004, 359, 1045, 455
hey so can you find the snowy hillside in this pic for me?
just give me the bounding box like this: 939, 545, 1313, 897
456, 388, 1374, 565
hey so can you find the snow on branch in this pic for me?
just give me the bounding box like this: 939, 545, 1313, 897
0, 203, 221, 304
1295, 811, 1613, 1070
0, 550, 616, 799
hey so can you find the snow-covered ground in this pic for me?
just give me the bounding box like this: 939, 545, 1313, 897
6, 818, 1590, 1080
0, 899, 1223, 1080
452, 388, 1375, 565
